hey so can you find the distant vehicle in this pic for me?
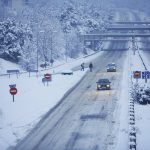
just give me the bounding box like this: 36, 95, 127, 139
40, 63, 50, 68
107, 63, 116, 72
96, 79, 111, 90
61, 69, 73, 75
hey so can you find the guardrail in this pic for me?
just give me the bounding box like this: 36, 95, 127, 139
138, 51, 147, 70
129, 96, 136, 150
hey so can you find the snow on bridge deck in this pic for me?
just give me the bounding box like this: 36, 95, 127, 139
82, 33, 150, 41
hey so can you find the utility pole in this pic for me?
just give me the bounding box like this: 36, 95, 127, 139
36, 31, 39, 71
37, 30, 45, 71
50, 32, 52, 60
49, 30, 57, 66
65, 32, 68, 62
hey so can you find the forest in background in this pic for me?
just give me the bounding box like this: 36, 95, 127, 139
1, 0, 148, 70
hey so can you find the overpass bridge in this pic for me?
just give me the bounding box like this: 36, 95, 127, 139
113, 21, 150, 25
81, 33, 150, 50
100, 39, 149, 42
106, 26, 150, 31
81, 21, 150, 50
82, 33, 150, 41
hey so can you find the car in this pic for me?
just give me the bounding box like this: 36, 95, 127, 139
40, 63, 50, 69
96, 79, 111, 90
61, 69, 73, 75
107, 63, 116, 72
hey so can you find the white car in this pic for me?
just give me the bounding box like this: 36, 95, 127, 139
107, 63, 116, 72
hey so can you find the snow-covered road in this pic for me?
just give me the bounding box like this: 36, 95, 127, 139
11, 41, 128, 150
2, 10, 150, 150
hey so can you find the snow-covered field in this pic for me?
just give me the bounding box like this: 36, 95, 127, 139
0, 51, 104, 150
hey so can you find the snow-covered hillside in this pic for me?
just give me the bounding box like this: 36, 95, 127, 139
0, 59, 22, 75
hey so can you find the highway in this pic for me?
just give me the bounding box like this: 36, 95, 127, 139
10, 41, 128, 150
9, 11, 133, 150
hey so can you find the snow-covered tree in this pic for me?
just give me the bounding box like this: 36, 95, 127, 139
132, 84, 150, 105
0, 19, 33, 63
0, 0, 114, 68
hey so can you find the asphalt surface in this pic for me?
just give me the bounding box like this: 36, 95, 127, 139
9, 39, 128, 150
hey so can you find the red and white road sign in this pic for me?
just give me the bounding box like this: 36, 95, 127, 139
44, 73, 51, 80
133, 71, 141, 79
10, 87, 17, 95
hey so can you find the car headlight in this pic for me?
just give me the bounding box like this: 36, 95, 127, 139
106, 85, 110, 87
97, 85, 101, 88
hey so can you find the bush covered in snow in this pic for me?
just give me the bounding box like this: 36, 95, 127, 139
132, 84, 150, 105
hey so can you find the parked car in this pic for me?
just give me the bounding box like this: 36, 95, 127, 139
40, 63, 50, 68
96, 79, 111, 90
107, 63, 116, 72
61, 69, 73, 75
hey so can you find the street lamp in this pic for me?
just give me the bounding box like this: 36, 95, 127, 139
49, 30, 57, 66
65, 32, 68, 62
37, 30, 44, 71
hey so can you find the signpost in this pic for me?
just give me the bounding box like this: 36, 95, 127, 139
133, 71, 141, 83
44, 73, 51, 80
142, 71, 150, 83
50, 59, 54, 67
133, 71, 141, 78
7, 70, 20, 78
28, 69, 38, 77
9, 86, 17, 102
43, 73, 52, 86
133, 70, 150, 83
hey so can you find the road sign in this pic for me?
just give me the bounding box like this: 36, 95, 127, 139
7, 70, 20, 74
7, 69, 20, 78
10, 87, 17, 95
133, 71, 141, 79
28, 69, 38, 73
142, 71, 150, 79
9, 84, 16, 88
9, 86, 17, 102
44, 73, 51, 80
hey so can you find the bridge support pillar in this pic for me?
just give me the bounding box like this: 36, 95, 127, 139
91, 41, 96, 51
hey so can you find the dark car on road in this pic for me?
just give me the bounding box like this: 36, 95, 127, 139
96, 79, 111, 90
107, 63, 116, 72
61, 69, 73, 75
